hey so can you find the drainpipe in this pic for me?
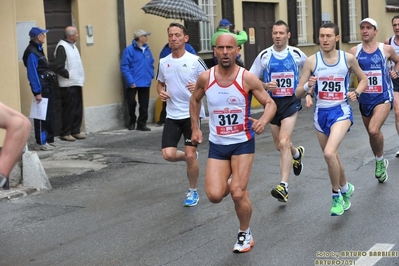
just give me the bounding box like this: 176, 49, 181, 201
117, 0, 129, 126
117, 0, 126, 58
333, 0, 339, 49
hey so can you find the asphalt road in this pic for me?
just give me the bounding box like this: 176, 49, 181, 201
1, 100, 399, 266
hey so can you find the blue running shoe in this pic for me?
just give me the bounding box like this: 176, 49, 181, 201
183, 190, 199, 207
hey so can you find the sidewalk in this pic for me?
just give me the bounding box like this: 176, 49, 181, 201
0, 123, 164, 202
0, 109, 259, 202
0, 186, 38, 201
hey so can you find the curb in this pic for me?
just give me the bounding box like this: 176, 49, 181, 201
0, 186, 38, 202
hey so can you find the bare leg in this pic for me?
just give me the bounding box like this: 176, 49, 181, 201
230, 153, 254, 231
270, 114, 298, 183
162, 147, 185, 162
394, 92, 399, 147
362, 103, 391, 157
0, 103, 31, 186
185, 146, 199, 189
316, 120, 351, 191
205, 158, 232, 203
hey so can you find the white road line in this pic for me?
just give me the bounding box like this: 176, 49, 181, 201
355, 243, 395, 266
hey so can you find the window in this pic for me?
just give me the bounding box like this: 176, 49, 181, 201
348, 0, 358, 41
341, 0, 368, 43
198, 0, 216, 52
297, 0, 309, 44
288, 0, 321, 46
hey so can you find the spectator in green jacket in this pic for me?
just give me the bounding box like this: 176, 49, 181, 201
211, 19, 248, 66
211, 19, 248, 46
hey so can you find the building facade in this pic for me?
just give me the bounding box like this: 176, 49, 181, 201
0, 0, 398, 144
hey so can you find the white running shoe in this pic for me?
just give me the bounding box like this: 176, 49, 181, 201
37, 143, 55, 151
233, 231, 254, 253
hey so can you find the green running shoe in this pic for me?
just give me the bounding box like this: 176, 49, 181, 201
342, 183, 354, 211
375, 159, 389, 183
330, 195, 344, 216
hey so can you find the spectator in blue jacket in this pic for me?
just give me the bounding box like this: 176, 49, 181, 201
22, 27, 56, 151
120, 29, 154, 131
157, 42, 196, 126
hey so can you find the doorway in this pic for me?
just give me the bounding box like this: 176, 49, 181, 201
242, 2, 275, 69
43, 0, 72, 136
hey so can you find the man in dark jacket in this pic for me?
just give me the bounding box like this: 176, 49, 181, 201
120, 29, 155, 131
22, 26, 56, 151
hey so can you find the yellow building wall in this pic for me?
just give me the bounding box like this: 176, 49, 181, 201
125, 0, 176, 63
0, 0, 23, 144
16, 0, 47, 117
72, 0, 124, 107
369, 4, 399, 43
125, 0, 187, 121
6, 0, 399, 130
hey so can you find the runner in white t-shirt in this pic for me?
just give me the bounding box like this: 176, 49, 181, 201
157, 23, 208, 207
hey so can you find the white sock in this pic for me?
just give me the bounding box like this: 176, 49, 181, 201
280, 181, 288, 192
239, 228, 250, 234
0, 175, 6, 187
293, 149, 300, 159
341, 183, 349, 193
332, 189, 341, 197
376, 156, 383, 161
189, 188, 197, 192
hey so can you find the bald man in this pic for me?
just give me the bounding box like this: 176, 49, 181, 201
54, 26, 86, 142
190, 33, 276, 253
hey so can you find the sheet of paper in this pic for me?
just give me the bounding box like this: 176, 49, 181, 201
29, 97, 48, 120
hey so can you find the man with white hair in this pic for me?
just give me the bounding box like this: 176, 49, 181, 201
55, 26, 86, 141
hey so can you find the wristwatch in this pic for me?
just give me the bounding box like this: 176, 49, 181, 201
306, 93, 314, 98
354, 91, 360, 99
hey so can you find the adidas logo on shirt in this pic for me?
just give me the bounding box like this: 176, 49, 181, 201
183, 64, 187, 67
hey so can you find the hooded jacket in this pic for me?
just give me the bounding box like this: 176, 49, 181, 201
211, 28, 248, 46
120, 40, 154, 88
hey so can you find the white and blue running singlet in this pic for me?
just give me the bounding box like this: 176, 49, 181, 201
312, 50, 353, 135
249, 46, 306, 98
313, 50, 350, 109
263, 48, 299, 97
355, 43, 394, 105
205, 67, 253, 145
